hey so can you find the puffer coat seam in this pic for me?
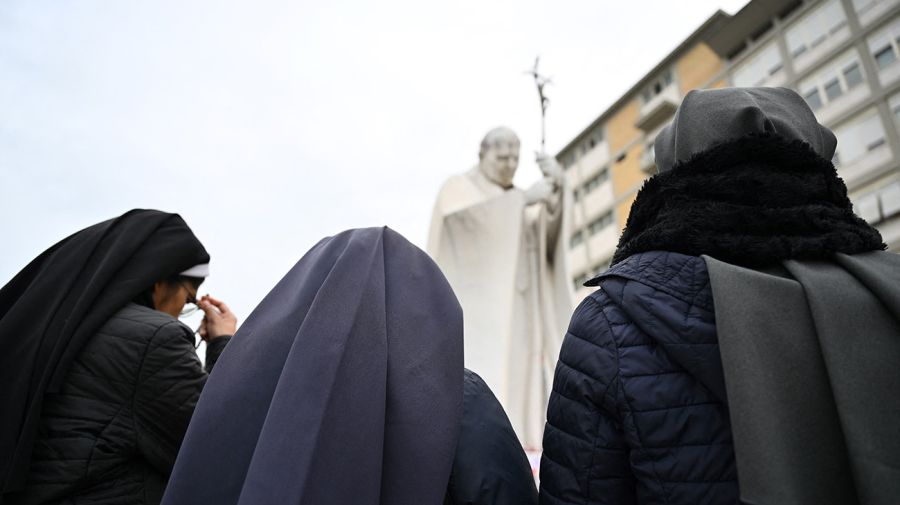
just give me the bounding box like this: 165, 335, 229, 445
581, 293, 624, 505
550, 381, 599, 417
607, 279, 673, 505
618, 377, 673, 504
83, 405, 128, 482
558, 332, 613, 384
130, 321, 181, 461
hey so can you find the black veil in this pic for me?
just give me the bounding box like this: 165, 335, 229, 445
0, 209, 209, 496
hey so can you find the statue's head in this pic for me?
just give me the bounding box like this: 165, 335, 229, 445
478, 126, 520, 189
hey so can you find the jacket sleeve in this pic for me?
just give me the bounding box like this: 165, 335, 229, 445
204, 335, 231, 373
446, 369, 538, 505
539, 294, 636, 505
132, 322, 218, 475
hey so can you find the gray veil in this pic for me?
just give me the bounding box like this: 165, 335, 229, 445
161, 227, 463, 505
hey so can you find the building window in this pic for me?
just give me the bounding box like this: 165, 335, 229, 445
805, 89, 823, 110
833, 109, 887, 167
588, 212, 614, 236
854, 181, 900, 224
584, 130, 605, 153
641, 69, 674, 103
890, 92, 900, 124
876, 46, 898, 68
582, 168, 609, 196
798, 50, 866, 111
852, 0, 893, 17
785, 0, 847, 58
779, 0, 803, 20
868, 17, 900, 71
855, 193, 882, 222
824, 78, 842, 100
844, 62, 863, 88
570, 230, 584, 248
572, 187, 581, 203
882, 182, 900, 218
732, 42, 783, 87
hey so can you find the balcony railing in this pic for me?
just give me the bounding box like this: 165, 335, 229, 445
635, 83, 680, 132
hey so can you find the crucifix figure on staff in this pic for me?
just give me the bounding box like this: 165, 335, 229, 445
528, 57, 552, 154
526, 57, 559, 195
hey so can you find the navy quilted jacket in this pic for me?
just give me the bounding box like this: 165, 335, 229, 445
540, 251, 738, 505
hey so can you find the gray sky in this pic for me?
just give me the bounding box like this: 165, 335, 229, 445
1, 0, 748, 322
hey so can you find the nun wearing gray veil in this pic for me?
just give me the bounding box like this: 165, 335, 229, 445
162, 227, 537, 505
540, 88, 899, 505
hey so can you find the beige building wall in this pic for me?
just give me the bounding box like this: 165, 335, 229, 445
607, 100, 641, 154
677, 43, 724, 94
561, 0, 900, 296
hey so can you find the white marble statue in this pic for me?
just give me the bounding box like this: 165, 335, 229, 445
427, 126, 574, 449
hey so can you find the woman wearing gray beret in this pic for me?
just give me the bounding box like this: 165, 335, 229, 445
540, 87, 899, 505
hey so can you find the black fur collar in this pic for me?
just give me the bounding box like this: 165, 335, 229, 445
612, 134, 885, 266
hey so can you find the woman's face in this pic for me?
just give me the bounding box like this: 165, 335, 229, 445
152, 280, 198, 318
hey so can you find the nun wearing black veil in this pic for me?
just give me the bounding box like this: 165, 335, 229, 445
0, 209, 235, 505
161, 227, 537, 505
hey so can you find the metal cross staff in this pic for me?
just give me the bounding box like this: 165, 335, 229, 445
526, 56, 552, 154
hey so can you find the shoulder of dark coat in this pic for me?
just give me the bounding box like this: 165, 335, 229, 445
584, 250, 713, 312
101, 303, 194, 346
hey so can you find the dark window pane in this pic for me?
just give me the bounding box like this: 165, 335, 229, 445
588, 212, 613, 235
779, 0, 802, 20
751, 22, 773, 41
843, 63, 863, 88
805, 89, 823, 110
727, 43, 747, 61
792, 44, 807, 58
875, 46, 898, 69
824, 78, 842, 101
867, 138, 886, 151
828, 20, 847, 35
570, 231, 583, 247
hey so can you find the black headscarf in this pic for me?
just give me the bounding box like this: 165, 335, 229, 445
0, 209, 209, 496
162, 227, 463, 505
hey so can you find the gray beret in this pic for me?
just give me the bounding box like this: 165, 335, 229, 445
654, 87, 837, 172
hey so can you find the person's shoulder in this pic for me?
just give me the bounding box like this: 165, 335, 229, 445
103, 303, 191, 344
585, 251, 712, 311
462, 368, 491, 396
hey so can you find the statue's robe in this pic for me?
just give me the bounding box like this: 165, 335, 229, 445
427, 167, 574, 449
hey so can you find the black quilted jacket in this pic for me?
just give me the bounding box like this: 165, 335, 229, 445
540, 251, 738, 505
5, 303, 229, 505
